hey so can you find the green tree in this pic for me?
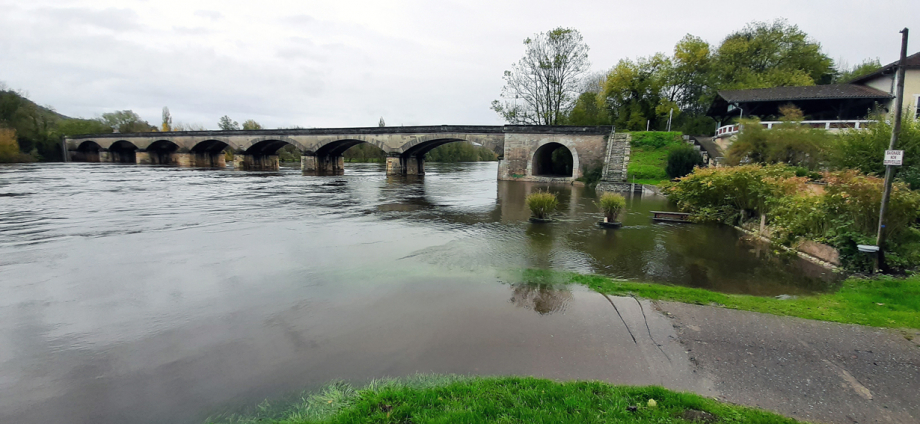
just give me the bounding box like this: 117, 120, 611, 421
835, 58, 883, 83
55, 118, 111, 137
218, 115, 240, 131
101, 110, 155, 133
492, 27, 590, 125
711, 19, 834, 89
241, 119, 262, 130
378, 117, 386, 127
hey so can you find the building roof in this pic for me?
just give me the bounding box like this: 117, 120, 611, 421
717, 84, 891, 104
848, 51, 920, 84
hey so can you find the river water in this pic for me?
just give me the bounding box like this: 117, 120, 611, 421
0, 162, 836, 423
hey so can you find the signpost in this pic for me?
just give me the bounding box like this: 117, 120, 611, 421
883, 150, 903, 166
876, 28, 910, 272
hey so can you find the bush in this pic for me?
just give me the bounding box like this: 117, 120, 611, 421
726, 117, 833, 170
525, 192, 558, 220
665, 145, 704, 178
831, 112, 920, 189
667, 164, 920, 271
629, 131, 682, 149
0, 127, 32, 163
596, 193, 626, 222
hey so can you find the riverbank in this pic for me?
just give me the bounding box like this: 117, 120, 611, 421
205, 376, 799, 424
547, 271, 920, 330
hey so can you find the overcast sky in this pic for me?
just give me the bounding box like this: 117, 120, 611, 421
0, 0, 917, 129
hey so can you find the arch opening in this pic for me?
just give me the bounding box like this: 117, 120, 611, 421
190, 140, 230, 168
110, 140, 138, 163
246, 139, 294, 155
72, 141, 102, 162
306, 139, 384, 176
532, 143, 573, 177
147, 140, 180, 165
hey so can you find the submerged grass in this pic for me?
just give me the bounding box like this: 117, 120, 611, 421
515, 269, 920, 330
207, 376, 799, 424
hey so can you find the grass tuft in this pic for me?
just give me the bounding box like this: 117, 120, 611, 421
207, 376, 800, 424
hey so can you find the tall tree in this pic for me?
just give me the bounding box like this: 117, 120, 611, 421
379, 117, 386, 127
712, 19, 834, 89
218, 115, 240, 131
161, 107, 172, 132
492, 27, 590, 125
101, 110, 155, 133
835, 58, 883, 83
241, 119, 262, 130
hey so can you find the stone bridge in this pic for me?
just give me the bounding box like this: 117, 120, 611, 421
65, 125, 629, 182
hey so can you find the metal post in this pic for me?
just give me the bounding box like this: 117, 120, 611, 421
876, 28, 909, 271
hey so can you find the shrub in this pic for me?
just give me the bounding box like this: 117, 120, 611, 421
665, 145, 703, 178
629, 131, 682, 149
726, 117, 833, 170
667, 164, 920, 271
0, 127, 30, 163
831, 112, 920, 189
525, 192, 558, 220
596, 193, 626, 222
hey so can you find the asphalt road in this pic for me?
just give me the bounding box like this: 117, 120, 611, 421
659, 301, 920, 424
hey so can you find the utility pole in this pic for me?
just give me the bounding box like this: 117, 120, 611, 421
876, 28, 909, 271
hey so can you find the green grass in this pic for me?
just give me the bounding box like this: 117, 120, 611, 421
541, 271, 920, 330
206, 376, 800, 424
626, 132, 685, 185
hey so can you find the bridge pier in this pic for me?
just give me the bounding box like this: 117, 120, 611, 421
385, 154, 425, 176
233, 154, 280, 171
301, 155, 344, 175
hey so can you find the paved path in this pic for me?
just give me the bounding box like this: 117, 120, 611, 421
658, 301, 920, 424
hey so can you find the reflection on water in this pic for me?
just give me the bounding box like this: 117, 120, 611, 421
508, 282, 573, 315
0, 161, 838, 424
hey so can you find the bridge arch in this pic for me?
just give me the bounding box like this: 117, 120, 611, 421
531, 142, 577, 178
145, 140, 181, 165
190, 139, 231, 153
244, 137, 305, 155
110, 140, 139, 163
72, 141, 102, 162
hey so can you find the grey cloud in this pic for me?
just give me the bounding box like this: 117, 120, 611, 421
38, 7, 142, 32
172, 26, 212, 36
193, 10, 223, 21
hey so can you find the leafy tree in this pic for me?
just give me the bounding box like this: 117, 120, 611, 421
425, 142, 498, 162
242, 119, 262, 130
218, 115, 240, 131
492, 27, 590, 125
55, 118, 111, 137
379, 117, 386, 127
101, 110, 155, 133
712, 19, 834, 89
0, 127, 26, 162
666, 145, 704, 178
343, 143, 386, 162
601, 54, 672, 131
835, 58, 883, 83
161, 107, 172, 132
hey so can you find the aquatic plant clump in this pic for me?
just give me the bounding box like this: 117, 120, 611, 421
597, 192, 626, 222
525, 191, 558, 220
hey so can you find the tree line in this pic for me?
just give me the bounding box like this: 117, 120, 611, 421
493, 19, 883, 135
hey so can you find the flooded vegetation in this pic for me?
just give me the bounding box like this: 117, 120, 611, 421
0, 162, 838, 424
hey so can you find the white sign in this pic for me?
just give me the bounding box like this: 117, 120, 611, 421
884, 150, 904, 166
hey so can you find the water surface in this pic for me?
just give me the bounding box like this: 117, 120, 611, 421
0, 162, 836, 423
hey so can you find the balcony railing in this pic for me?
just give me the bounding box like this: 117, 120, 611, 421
715, 120, 874, 138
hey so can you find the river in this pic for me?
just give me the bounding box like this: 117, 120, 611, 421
0, 162, 837, 423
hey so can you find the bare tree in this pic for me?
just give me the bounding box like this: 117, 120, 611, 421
491, 27, 590, 125
161, 107, 172, 132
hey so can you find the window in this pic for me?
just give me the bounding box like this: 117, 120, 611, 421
914, 94, 920, 119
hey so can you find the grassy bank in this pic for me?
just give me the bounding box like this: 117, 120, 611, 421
626, 131, 684, 185
206, 375, 799, 424
528, 271, 920, 330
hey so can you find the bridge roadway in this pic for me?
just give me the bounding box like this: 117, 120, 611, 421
65, 125, 627, 182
